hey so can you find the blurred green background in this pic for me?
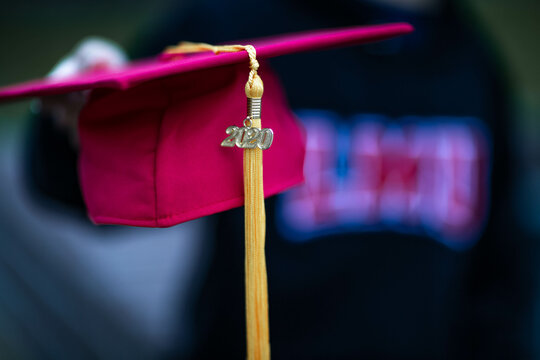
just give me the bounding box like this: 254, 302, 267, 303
0, 0, 173, 119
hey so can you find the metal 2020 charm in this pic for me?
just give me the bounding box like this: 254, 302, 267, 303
221, 117, 274, 150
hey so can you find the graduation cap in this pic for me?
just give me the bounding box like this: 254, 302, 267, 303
0, 23, 413, 359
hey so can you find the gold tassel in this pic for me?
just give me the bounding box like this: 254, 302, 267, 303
244, 75, 270, 360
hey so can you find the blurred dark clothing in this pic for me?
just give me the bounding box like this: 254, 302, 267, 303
24, 0, 535, 359
26, 113, 86, 210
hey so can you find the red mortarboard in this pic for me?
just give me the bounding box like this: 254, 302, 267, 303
0, 22, 413, 359
0, 23, 412, 227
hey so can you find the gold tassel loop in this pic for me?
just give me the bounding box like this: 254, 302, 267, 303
165, 42, 260, 89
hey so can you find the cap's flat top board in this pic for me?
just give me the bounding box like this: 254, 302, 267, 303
0, 23, 413, 101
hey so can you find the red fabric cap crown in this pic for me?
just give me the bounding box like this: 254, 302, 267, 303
79, 64, 303, 226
